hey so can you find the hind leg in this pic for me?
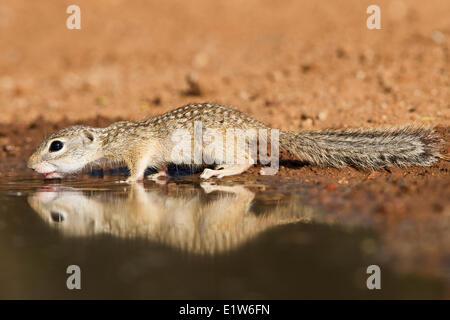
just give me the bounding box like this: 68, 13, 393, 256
200, 136, 255, 179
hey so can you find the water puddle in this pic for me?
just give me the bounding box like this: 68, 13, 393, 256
0, 174, 447, 298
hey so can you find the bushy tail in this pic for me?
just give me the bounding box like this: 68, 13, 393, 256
279, 126, 443, 169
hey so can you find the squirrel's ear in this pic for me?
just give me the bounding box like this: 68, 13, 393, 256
82, 130, 95, 143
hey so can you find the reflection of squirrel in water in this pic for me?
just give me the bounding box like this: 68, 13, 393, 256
27, 103, 444, 182
28, 183, 314, 255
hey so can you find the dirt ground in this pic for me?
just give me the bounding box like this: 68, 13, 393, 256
0, 0, 449, 277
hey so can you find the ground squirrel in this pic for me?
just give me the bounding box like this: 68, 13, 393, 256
28, 103, 443, 182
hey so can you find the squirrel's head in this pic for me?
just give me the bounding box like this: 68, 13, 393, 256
28, 125, 102, 179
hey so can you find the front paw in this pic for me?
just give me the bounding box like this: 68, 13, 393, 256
200, 168, 221, 179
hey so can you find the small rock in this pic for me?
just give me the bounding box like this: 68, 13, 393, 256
151, 96, 161, 106
3, 144, 17, 156
14, 85, 25, 96
431, 30, 446, 44
336, 48, 347, 58
139, 100, 150, 111
95, 96, 109, 107
192, 52, 209, 68
267, 71, 283, 82
300, 64, 312, 73
317, 111, 328, 121
182, 73, 202, 96
301, 118, 314, 128
356, 71, 366, 80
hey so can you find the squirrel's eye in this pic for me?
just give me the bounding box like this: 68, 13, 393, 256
50, 211, 64, 223
49, 140, 64, 152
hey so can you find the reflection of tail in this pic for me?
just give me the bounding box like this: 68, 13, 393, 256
280, 126, 443, 169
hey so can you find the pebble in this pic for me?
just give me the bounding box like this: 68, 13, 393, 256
317, 111, 328, 121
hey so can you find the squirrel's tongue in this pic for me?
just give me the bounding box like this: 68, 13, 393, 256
41, 171, 65, 179
42, 172, 55, 178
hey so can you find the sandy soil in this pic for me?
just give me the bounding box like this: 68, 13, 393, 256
0, 0, 449, 278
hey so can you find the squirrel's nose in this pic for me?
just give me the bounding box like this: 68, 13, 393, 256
27, 155, 37, 169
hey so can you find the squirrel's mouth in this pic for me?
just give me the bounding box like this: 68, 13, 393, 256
41, 171, 64, 179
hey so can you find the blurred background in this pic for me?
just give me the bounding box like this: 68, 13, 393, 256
0, 0, 449, 299
0, 0, 448, 130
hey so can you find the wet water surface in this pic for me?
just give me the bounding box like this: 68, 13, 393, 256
0, 175, 447, 299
